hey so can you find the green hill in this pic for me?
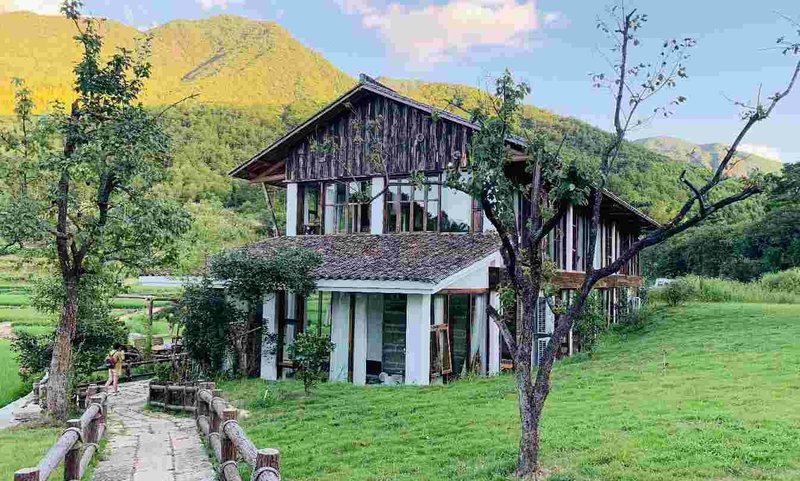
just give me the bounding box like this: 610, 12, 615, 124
635, 136, 782, 177
0, 11, 767, 263
0, 12, 352, 113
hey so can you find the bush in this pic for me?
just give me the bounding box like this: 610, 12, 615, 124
759, 268, 800, 295
659, 279, 696, 306
289, 332, 334, 394
177, 280, 242, 374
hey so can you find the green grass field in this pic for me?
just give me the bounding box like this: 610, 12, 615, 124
0, 425, 63, 480
218, 303, 800, 481
0, 340, 27, 408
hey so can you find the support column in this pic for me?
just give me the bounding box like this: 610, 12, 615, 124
370, 177, 385, 235
260, 293, 278, 381
352, 294, 368, 386
285, 182, 298, 237
594, 223, 602, 269
329, 292, 351, 382
565, 206, 574, 271
405, 294, 431, 385
488, 291, 501, 375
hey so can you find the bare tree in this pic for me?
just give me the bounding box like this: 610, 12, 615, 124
450, 5, 800, 478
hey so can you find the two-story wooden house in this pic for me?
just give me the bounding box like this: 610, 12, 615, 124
229, 76, 658, 385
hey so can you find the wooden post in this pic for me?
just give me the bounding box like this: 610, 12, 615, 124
164, 382, 171, 412
64, 419, 81, 480
14, 468, 40, 481
255, 448, 280, 475
145, 296, 154, 360
85, 384, 98, 410
210, 389, 222, 433
220, 409, 238, 463
90, 394, 106, 421
32, 382, 40, 405
39, 383, 47, 411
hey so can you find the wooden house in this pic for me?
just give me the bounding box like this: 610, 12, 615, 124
229, 76, 658, 385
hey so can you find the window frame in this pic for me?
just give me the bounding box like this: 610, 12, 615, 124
323, 179, 372, 234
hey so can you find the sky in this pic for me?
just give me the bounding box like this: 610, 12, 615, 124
2, 0, 799, 163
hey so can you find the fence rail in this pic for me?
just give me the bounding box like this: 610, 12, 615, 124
147, 381, 280, 481
14, 385, 109, 481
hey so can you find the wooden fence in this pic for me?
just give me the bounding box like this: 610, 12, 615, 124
14, 385, 109, 481
148, 381, 281, 481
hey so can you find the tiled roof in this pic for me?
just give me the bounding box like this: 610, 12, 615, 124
241, 233, 500, 283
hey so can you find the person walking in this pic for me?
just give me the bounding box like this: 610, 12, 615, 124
104, 343, 125, 394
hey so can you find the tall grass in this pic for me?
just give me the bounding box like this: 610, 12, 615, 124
651, 273, 800, 304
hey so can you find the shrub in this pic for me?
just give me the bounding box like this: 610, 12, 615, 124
759, 268, 800, 295
289, 332, 335, 395
573, 291, 605, 352
176, 280, 243, 375
659, 279, 695, 306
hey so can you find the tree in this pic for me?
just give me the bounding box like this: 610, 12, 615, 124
289, 332, 335, 395
447, 5, 800, 478
0, 1, 190, 420
209, 248, 321, 375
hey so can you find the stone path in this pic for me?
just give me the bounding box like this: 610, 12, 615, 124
92, 381, 215, 481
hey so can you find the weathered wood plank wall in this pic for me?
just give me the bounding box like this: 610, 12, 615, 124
286, 93, 471, 182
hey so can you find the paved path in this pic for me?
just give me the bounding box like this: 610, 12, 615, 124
92, 381, 215, 481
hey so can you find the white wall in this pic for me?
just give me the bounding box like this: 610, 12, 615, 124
370, 177, 385, 235
405, 294, 431, 385
260, 293, 278, 381
285, 182, 298, 237
352, 294, 368, 385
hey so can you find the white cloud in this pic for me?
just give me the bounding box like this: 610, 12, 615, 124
335, 0, 539, 66
739, 143, 783, 162
0, 0, 61, 15
542, 11, 568, 29
196, 0, 244, 11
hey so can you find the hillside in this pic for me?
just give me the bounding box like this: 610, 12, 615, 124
0, 12, 352, 113
0, 11, 767, 253
635, 136, 782, 176
208, 303, 800, 481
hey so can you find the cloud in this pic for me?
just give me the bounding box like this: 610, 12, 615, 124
196, 0, 244, 11
738, 143, 783, 163
542, 11, 568, 29
335, 0, 539, 66
0, 0, 61, 15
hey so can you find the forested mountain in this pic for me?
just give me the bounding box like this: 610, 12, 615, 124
635, 136, 782, 177
0, 12, 776, 273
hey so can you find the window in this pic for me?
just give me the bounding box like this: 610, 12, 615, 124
385, 174, 471, 233
323, 180, 372, 234
304, 291, 332, 338
299, 184, 322, 235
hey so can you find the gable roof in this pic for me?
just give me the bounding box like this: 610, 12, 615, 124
241, 232, 501, 283
228, 75, 525, 181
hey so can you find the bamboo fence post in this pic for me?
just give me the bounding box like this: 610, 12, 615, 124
210, 389, 222, 433
220, 409, 238, 464
85, 384, 98, 409
64, 419, 81, 480
13, 468, 39, 481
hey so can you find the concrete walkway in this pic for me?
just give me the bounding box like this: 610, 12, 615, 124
92, 381, 215, 481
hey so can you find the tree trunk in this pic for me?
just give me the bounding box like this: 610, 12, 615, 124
47, 276, 79, 420
514, 291, 540, 478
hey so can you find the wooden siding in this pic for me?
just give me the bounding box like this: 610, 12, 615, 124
551, 271, 644, 289
286, 93, 471, 182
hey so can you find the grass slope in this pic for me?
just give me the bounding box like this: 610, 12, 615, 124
0, 425, 63, 480
0, 339, 26, 408
219, 303, 800, 481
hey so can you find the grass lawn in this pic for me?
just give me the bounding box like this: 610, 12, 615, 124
0, 294, 31, 307
0, 308, 51, 325
0, 424, 63, 480
0, 339, 27, 408
218, 303, 800, 481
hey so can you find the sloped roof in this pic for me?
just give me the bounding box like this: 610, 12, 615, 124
241, 232, 501, 283
228, 75, 525, 180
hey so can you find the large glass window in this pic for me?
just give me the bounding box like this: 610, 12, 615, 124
324, 180, 372, 234
385, 174, 471, 233
299, 184, 322, 235
304, 291, 332, 338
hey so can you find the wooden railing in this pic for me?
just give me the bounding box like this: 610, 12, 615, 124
14, 385, 109, 481
148, 381, 281, 481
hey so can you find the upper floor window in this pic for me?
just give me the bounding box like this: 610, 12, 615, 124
324, 180, 372, 234
385, 174, 472, 233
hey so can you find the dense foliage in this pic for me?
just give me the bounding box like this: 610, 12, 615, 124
289, 332, 335, 394
177, 280, 242, 374
650, 272, 800, 305
645, 163, 800, 280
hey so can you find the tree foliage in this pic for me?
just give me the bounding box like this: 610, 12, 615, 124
289, 332, 335, 395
